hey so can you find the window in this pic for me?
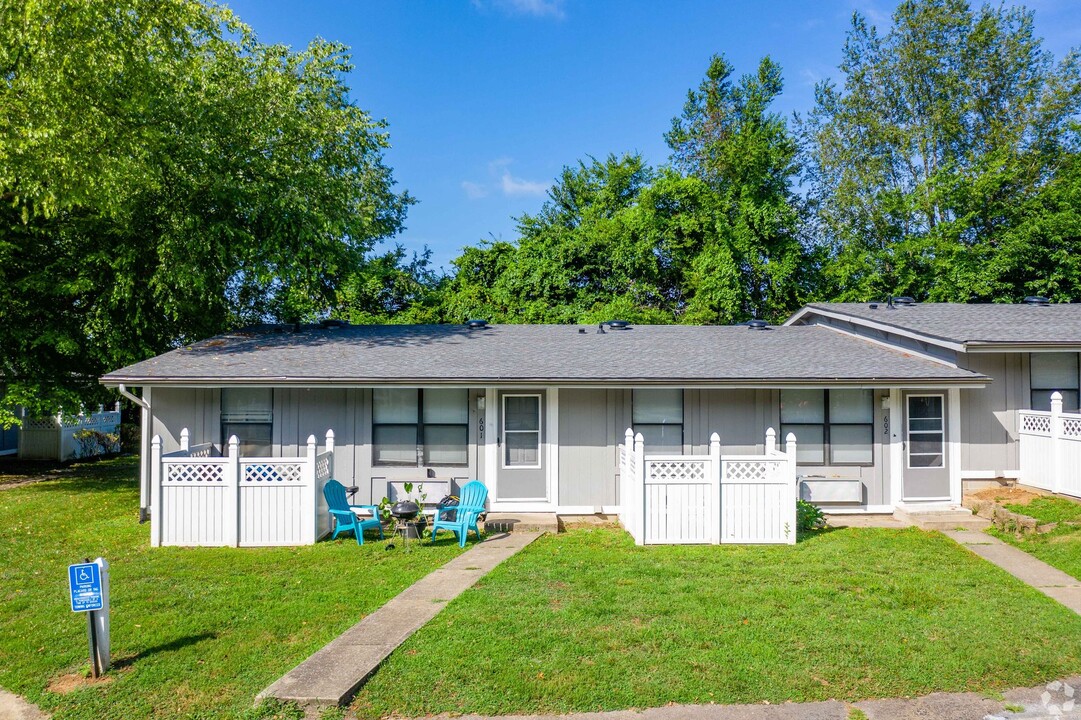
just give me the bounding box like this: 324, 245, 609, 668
1031, 353, 1080, 412
221, 388, 273, 456
633, 389, 684, 455
780, 389, 873, 465
373, 389, 469, 467
907, 394, 944, 468
503, 394, 541, 467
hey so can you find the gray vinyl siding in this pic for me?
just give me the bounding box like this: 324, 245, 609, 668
958, 352, 1025, 475
557, 388, 629, 507
150, 387, 220, 454
274, 388, 359, 493
686, 389, 771, 455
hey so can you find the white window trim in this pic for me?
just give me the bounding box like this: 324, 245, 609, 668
906, 393, 945, 470
501, 393, 542, 470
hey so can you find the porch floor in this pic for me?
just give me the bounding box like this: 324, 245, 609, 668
482, 512, 559, 533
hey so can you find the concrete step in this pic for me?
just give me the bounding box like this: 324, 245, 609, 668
895, 507, 992, 531
481, 513, 558, 534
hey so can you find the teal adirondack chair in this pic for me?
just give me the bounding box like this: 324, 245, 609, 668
323, 479, 384, 545
430, 480, 487, 548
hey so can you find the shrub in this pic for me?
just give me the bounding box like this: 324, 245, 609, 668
72, 429, 121, 459
797, 499, 825, 534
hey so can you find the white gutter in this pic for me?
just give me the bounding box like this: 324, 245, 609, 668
118, 384, 153, 523
117, 384, 149, 409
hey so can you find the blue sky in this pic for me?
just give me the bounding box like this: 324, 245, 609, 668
223, 0, 1080, 270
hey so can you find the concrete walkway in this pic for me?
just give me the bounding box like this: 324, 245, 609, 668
943, 529, 1081, 614
258, 531, 541, 709
0, 690, 47, 720
421, 676, 1081, 720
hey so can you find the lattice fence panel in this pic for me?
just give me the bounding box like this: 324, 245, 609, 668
315, 453, 332, 481
165, 462, 225, 484
1021, 413, 1052, 434
723, 461, 768, 483
647, 460, 707, 484
242, 463, 304, 484
1063, 417, 1081, 438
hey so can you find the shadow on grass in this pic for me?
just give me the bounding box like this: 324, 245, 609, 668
2, 456, 138, 494
796, 525, 845, 543
111, 632, 218, 670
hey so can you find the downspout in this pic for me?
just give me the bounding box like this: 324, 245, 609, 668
118, 385, 152, 522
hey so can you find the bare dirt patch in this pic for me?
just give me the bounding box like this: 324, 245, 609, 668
47, 672, 114, 694
966, 486, 1045, 506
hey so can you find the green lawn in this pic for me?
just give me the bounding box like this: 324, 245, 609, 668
992, 496, 1081, 580
0, 456, 468, 720
354, 526, 1081, 718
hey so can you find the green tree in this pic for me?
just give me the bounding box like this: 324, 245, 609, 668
667, 54, 807, 322
438, 154, 675, 324
800, 0, 1081, 302
0, 0, 410, 422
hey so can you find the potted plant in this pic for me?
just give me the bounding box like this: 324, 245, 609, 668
398, 481, 429, 539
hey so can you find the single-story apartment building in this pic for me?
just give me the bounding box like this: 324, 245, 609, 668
100, 300, 1081, 532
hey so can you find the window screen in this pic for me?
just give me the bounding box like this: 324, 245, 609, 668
781, 389, 874, 465
1031, 353, 1080, 412
632, 389, 683, 455
221, 388, 273, 456
373, 389, 469, 467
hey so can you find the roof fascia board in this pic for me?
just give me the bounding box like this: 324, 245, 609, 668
965, 343, 1081, 353
101, 378, 987, 389
785, 306, 967, 352
807, 322, 960, 368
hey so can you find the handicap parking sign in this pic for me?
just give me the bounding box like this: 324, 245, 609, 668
68, 562, 103, 612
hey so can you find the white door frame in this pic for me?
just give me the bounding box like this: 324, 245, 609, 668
484, 387, 558, 512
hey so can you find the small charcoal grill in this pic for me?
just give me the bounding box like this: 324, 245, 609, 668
389, 500, 423, 552
390, 500, 420, 522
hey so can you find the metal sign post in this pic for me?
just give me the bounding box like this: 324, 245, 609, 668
68, 558, 110, 676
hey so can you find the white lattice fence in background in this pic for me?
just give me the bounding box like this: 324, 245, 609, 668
1019, 394, 1081, 498
18, 405, 121, 461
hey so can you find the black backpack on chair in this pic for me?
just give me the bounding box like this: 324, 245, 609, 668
435, 494, 459, 522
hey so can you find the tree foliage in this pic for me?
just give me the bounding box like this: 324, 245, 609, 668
440, 56, 807, 325
0, 0, 410, 421
799, 0, 1081, 301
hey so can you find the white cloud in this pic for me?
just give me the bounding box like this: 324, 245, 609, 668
461, 180, 489, 200
800, 68, 822, 87
500, 171, 547, 197
473, 0, 566, 20
462, 157, 548, 199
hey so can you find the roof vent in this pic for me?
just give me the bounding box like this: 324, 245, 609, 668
892, 296, 916, 307
1023, 296, 1050, 306
319, 318, 348, 329
747, 319, 769, 330
606, 320, 631, 330
465, 319, 489, 330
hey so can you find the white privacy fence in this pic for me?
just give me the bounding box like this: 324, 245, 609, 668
618, 428, 798, 545
150, 428, 335, 547
1019, 392, 1081, 499
18, 403, 122, 461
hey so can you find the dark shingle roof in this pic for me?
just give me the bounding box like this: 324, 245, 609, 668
101, 323, 984, 386
795, 302, 1081, 347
